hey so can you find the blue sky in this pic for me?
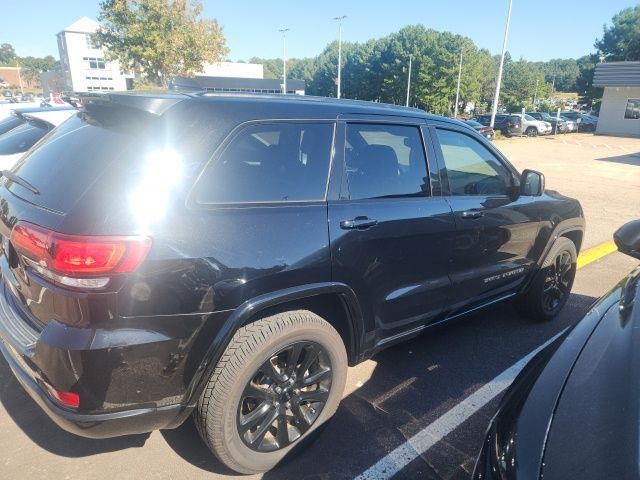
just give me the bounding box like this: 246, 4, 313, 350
1, 0, 636, 61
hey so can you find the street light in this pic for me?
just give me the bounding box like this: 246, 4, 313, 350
490, 0, 513, 127
454, 48, 463, 118
333, 16, 347, 99
279, 28, 290, 94
406, 54, 413, 107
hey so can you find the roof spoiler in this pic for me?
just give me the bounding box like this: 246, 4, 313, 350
76, 92, 186, 116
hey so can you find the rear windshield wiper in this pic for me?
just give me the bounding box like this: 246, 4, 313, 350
1, 170, 40, 195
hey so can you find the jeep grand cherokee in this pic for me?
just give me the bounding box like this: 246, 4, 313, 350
0, 92, 584, 474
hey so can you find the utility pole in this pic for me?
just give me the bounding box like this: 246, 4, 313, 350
333, 16, 347, 99
16, 60, 24, 94
454, 48, 463, 117
406, 54, 413, 107
490, 0, 513, 127
533, 78, 539, 108
279, 28, 290, 94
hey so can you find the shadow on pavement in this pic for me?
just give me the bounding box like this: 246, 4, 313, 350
157, 293, 597, 479
0, 291, 597, 478
596, 153, 640, 166
0, 358, 150, 457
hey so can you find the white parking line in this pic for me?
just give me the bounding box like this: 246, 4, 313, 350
354, 328, 569, 480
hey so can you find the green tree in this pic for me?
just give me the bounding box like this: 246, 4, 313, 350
575, 54, 603, 108
539, 58, 580, 92
596, 5, 640, 61
19, 55, 58, 86
0, 43, 16, 66
96, 0, 228, 87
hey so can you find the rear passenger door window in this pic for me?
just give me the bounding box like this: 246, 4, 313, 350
435, 128, 511, 196
344, 123, 429, 199
194, 122, 334, 204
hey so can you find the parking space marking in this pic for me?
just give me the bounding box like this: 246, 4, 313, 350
354, 329, 568, 480
577, 240, 618, 269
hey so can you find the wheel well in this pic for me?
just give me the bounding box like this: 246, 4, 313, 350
561, 230, 583, 254
242, 293, 358, 365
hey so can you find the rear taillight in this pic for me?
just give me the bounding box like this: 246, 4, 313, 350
44, 383, 80, 408
10, 221, 151, 287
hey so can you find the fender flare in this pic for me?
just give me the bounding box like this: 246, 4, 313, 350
538, 222, 585, 268
182, 282, 363, 407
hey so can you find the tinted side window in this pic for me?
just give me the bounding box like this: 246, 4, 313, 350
194, 122, 333, 204
345, 123, 429, 200
436, 129, 511, 196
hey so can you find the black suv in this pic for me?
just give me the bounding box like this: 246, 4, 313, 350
472, 114, 522, 136
0, 92, 584, 474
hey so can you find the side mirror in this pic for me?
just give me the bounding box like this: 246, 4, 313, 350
520, 169, 545, 196
614, 220, 640, 260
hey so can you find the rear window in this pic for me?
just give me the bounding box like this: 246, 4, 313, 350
0, 115, 24, 136
193, 122, 334, 204
0, 122, 49, 155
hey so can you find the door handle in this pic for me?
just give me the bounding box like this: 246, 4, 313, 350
340, 217, 378, 230
461, 210, 485, 219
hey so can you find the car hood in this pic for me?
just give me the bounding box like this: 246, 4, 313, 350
541, 265, 640, 480
473, 273, 626, 480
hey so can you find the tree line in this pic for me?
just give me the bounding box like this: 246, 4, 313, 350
0, 43, 57, 87
4, 0, 639, 112
251, 24, 600, 115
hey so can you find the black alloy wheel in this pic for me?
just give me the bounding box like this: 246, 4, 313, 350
542, 250, 573, 314
237, 341, 332, 452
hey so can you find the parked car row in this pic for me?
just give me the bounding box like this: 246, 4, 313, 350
469, 111, 598, 137
1, 91, 39, 104
0, 90, 586, 474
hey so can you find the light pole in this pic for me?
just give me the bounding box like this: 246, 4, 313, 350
490, 0, 513, 127
406, 54, 413, 107
333, 16, 347, 99
533, 78, 539, 107
454, 48, 463, 117
279, 28, 290, 94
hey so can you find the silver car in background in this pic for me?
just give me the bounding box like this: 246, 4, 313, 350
509, 113, 551, 136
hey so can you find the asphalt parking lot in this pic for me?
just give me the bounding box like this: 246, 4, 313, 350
1, 134, 639, 479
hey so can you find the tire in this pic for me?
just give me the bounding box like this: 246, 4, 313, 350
516, 237, 577, 322
194, 310, 348, 474
525, 127, 538, 137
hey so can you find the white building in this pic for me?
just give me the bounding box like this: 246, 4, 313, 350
593, 62, 640, 137
57, 17, 129, 93
198, 62, 264, 79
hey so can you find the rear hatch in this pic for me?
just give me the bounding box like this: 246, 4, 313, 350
0, 93, 221, 327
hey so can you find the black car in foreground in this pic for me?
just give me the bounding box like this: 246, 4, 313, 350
473, 220, 640, 480
0, 92, 584, 474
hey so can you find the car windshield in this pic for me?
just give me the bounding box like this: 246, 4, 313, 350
466, 120, 483, 128
524, 114, 535, 121
0, 121, 50, 155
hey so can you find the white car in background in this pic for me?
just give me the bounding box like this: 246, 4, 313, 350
560, 116, 578, 132
509, 113, 551, 137
0, 109, 76, 170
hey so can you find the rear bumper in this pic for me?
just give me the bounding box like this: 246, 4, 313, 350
0, 337, 190, 438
